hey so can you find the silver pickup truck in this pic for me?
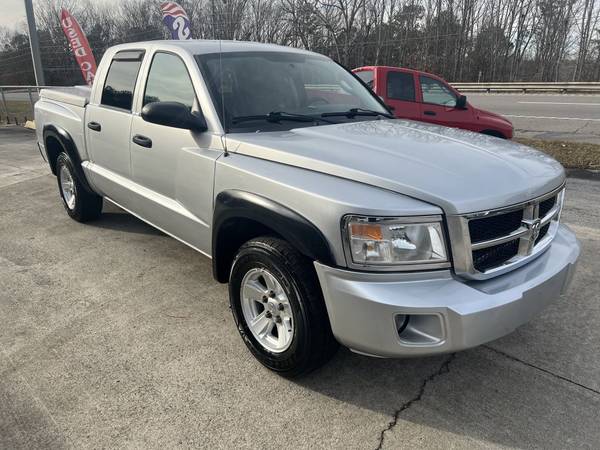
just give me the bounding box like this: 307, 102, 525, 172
35, 40, 580, 377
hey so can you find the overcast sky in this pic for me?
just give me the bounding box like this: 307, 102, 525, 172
0, 0, 116, 32
1, 0, 28, 31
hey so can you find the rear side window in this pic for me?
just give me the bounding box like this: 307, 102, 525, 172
387, 71, 415, 101
355, 70, 374, 89
101, 51, 144, 111
143, 52, 196, 109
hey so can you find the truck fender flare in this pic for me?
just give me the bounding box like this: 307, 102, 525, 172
43, 125, 95, 193
212, 190, 335, 282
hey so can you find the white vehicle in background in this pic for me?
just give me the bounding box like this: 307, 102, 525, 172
35, 40, 580, 377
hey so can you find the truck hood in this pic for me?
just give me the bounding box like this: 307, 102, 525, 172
228, 119, 564, 214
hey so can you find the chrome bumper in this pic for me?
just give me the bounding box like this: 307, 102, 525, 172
315, 224, 580, 358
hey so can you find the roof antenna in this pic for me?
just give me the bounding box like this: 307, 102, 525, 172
218, 22, 228, 156
210, 0, 227, 155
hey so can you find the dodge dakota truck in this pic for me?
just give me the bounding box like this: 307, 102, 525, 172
35, 40, 580, 377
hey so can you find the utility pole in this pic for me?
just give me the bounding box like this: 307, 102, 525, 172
24, 0, 45, 86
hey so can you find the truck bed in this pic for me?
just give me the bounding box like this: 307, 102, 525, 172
35, 86, 92, 162
39, 86, 91, 107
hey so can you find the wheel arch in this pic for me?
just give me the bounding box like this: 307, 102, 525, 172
480, 129, 506, 139
43, 125, 95, 193
212, 190, 335, 283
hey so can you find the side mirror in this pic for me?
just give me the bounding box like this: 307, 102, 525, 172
141, 101, 207, 132
386, 104, 396, 111
456, 95, 467, 109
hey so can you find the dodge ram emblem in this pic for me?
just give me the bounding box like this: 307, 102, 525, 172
522, 217, 542, 253
529, 218, 541, 242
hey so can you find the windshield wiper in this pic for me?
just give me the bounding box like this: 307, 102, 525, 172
231, 111, 333, 125
321, 108, 395, 119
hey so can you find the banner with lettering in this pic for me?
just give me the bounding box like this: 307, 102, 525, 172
60, 8, 97, 85
160, 2, 193, 40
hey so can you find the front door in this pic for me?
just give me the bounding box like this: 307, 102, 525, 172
129, 51, 222, 255
417, 75, 473, 129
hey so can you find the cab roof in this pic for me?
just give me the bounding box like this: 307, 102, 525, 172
109, 39, 322, 57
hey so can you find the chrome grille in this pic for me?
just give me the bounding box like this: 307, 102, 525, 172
468, 209, 523, 244
446, 185, 565, 280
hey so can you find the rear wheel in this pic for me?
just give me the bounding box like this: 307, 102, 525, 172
56, 152, 103, 222
229, 236, 338, 377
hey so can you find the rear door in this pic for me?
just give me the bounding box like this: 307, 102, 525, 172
417, 74, 473, 129
128, 50, 223, 255
383, 69, 420, 120
85, 50, 145, 201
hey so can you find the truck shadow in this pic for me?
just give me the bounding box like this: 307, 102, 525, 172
90, 201, 164, 236
294, 342, 594, 448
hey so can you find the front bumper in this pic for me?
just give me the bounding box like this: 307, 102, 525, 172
315, 224, 580, 357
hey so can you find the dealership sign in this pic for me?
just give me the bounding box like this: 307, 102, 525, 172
160, 2, 193, 40
60, 8, 97, 85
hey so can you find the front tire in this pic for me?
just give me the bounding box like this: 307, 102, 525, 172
56, 152, 103, 222
229, 237, 338, 377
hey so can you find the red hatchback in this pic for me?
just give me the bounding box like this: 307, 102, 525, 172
353, 66, 513, 139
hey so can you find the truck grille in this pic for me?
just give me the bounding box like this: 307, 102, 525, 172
468, 209, 523, 243
447, 185, 565, 280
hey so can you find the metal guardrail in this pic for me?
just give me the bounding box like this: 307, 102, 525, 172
452, 82, 600, 94
2, 81, 599, 125
0, 85, 66, 125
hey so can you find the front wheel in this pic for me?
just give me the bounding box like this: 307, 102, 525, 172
229, 237, 338, 377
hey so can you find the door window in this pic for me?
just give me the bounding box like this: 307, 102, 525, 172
387, 71, 415, 102
419, 76, 456, 107
143, 52, 196, 109
101, 51, 144, 111
355, 70, 374, 89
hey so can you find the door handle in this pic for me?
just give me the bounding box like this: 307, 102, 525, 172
132, 134, 152, 148
87, 121, 101, 132
423, 110, 437, 116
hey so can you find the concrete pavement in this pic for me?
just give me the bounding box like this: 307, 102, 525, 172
1, 126, 599, 449
468, 93, 600, 144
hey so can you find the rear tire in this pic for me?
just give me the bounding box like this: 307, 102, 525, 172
229, 236, 338, 378
56, 152, 103, 222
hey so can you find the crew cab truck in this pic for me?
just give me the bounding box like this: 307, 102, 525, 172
35, 40, 579, 377
353, 65, 514, 139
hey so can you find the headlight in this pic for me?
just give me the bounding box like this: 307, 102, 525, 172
343, 215, 449, 269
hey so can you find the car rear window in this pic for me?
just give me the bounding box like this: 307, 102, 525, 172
101, 51, 144, 111
355, 70, 374, 89
387, 71, 415, 102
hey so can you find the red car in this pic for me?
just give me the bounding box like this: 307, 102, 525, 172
353, 66, 513, 139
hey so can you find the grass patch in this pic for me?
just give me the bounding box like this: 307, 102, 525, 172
1, 100, 34, 123
515, 137, 600, 170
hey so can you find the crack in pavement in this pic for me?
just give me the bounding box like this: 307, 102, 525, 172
574, 120, 592, 135
374, 353, 456, 450
484, 345, 600, 396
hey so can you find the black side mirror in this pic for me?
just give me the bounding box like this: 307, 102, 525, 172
386, 104, 396, 111
456, 95, 467, 109
141, 101, 207, 132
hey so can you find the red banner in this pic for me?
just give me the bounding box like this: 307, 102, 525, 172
60, 9, 97, 85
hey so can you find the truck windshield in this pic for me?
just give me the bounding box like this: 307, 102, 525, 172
195, 51, 390, 132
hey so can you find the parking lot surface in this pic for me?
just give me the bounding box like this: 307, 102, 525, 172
1, 126, 599, 449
